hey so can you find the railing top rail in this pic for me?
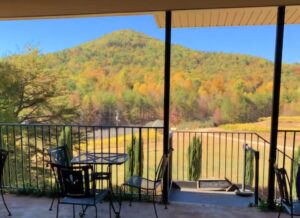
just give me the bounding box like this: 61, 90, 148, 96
254, 133, 270, 144
173, 130, 258, 134
277, 148, 293, 160
0, 123, 164, 129
172, 130, 271, 142
277, 148, 300, 166
278, 129, 300, 133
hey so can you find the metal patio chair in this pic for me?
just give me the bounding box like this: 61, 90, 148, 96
47, 145, 71, 211
0, 149, 12, 216
275, 166, 300, 218
120, 155, 169, 218
54, 165, 110, 218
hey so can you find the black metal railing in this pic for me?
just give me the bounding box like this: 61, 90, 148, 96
276, 130, 300, 200
0, 123, 164, 197
2, 123, 299, 202
171, 131, 270, 197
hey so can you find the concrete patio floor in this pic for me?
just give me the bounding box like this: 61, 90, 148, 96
0, 194, 289, 218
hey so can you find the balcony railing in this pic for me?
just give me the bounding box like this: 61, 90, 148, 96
171, 131, 270, 197
0, 123, 164, 198
276, 130, 300, 199
1, 123, 299, 202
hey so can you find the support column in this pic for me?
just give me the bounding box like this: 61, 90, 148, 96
163, 10, 172, 204
267, 6, 285, 208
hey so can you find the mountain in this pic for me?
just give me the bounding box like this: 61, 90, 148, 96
47, 29, 276, 78
5, 29, 300, 126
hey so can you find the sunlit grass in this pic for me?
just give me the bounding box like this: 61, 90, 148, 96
220, 116, 300, 132
220, 123, 270, 132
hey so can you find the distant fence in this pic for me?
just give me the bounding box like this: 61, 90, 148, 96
0, 123, 164, 197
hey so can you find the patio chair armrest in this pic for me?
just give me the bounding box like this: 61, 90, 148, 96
92, 172, 111, 181
46, 160, 51, 167
47, 162, 64, 169
68, 165, 93, 170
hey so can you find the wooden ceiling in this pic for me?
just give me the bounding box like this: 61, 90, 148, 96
154, 6, 300, 28
0, 0, 300, 20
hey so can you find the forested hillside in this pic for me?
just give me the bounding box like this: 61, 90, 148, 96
1, 29, 300, 126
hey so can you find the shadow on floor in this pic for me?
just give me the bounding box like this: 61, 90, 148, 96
170, 189, 254, 207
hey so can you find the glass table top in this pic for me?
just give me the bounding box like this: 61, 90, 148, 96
71, 152, 128, 165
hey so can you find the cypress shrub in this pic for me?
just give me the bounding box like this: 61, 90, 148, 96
188, 136, 202, 181
58, 126, 73, 159
245, 151, 254, 187
126, 136, 143, 179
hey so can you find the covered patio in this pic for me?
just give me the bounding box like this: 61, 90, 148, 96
0, 194, 287, 218
1, 0, 300, 217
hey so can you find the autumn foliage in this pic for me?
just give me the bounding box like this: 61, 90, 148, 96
1, 30, 300, 126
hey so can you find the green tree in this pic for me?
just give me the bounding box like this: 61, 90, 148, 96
0, 62, 21, 122
188, 136, 202, 181
0, 48, 77, 123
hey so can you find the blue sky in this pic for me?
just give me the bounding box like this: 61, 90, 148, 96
0, 15, 299, 63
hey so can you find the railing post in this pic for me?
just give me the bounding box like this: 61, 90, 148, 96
0, 126, 2, 149
242, 144, 247, 192
163, 10, 172, 204
138, 127, 142, 201
168, 132, 173, 189
268, 5, 285, 208
255, 151, 259, 205
290, 132, 296, 216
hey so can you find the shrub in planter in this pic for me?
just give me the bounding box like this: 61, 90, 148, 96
188, 136, 202, 181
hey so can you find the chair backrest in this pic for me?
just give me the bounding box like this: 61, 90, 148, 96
0, 149, 8, 182
275, 167, 291, 205
47, 145, 70, 167
57, 166, 94, 198
155, 155, 169, 182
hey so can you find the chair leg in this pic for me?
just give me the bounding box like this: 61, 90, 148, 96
49, 196, 55, 211
118, 185, 124, 213
80, 205, 87, 217
1, 188, 12, 216
278, 201, 282, 218
129, 187, 133, 207
164, 197, 168, 210
73, 204, 76, 218
56, 201, 60, 218
109, 201, 112, 218
153, 194, 158, 218
115, 185, 124, 218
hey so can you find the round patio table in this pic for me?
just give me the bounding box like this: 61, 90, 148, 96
71, 152, 128, 217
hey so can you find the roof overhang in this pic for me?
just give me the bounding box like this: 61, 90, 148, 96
0, 0, 300, 20
154, 6, 300, 28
